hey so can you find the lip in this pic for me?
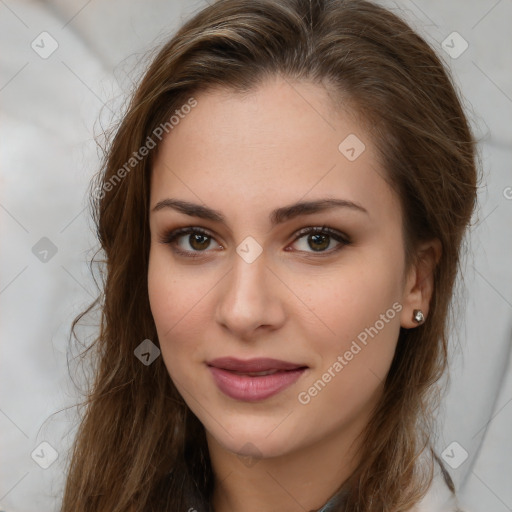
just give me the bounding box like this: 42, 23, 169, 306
207, 357, 308, 402
207, 357, 306, 372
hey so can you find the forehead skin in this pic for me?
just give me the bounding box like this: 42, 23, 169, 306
150, 76, 401, 251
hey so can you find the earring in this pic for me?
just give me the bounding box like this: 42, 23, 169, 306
413, 309, 425, 324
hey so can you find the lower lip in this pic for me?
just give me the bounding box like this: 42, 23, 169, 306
208, 366, 307, 402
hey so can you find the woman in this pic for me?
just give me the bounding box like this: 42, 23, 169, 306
62, 0, 479, 510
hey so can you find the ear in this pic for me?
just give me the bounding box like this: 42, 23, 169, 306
400, 238, 442, 329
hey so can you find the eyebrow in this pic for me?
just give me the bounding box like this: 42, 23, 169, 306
152, 197, 368, 226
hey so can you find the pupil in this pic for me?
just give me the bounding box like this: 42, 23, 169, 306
190, 234, 210, 250
309, 234, 329, 251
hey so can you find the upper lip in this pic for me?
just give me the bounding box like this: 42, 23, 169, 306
207, 357, 307, 372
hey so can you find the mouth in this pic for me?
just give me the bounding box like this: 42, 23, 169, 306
207, 357, 308, 373
228, 369, 287, 376
206, 357, 309, 402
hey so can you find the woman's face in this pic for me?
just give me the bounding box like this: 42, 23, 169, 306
148, 77, 422, 461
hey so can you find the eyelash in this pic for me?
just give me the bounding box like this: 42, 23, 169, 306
158, 225, 351, 259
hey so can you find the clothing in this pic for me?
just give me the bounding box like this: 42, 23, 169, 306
411, 457, 465, 512
316, 453, 468, 512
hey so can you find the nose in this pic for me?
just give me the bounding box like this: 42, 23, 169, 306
215, 250, 286, 339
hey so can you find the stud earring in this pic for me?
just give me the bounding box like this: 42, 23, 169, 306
413, 309, 425, 324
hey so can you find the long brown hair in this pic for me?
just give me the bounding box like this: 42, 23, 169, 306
61, 1, 479, 510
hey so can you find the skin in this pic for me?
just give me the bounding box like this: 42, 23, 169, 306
148, 76, 441, 512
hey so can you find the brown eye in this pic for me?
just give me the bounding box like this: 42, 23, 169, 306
188, 233, 211, 251
159, 225, 350, 259
159, 227, 221, 257
290, 226, 350, 254
307, 233, 330, 251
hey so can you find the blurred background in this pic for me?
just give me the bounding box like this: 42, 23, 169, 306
1, 0, 511, 510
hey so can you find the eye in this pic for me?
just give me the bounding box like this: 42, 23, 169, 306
159, 225, 350, 258
158, 227, 222, 258
289, 226, 350, 254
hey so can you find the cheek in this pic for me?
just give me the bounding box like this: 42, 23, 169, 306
148, 248, 209, 333
148, 258, 176, 338
294, 279, 401, 440
297, 257, 403, 393
300, 255, 402, 343
147, 252, 203, 363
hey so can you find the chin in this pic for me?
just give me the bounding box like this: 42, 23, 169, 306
204, 417, 300, 459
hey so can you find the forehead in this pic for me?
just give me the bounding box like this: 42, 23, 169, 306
150, 77, 399, 226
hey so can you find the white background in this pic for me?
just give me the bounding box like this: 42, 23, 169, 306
1, 1, 511, 511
